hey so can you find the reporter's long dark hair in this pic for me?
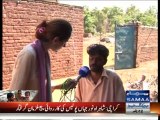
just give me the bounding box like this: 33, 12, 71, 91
35, 19, 72, 42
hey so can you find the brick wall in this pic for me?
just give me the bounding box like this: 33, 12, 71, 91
136, 25, 158, 66
3, 0, 84, 89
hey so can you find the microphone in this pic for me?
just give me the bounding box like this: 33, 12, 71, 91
63, 66, 90, 95
75, 66, 90, 82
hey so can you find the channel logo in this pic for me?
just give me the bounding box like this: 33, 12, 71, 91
126, 90, 150, 114
126, 91, 149, 96
126, 90, 150, 103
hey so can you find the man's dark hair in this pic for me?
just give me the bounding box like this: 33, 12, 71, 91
87, 44, 109, 60
25, 91, 30, 95
17, 90, 22, 94
7, 93, 14, 99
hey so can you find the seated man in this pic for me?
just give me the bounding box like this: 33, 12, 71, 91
7, 92, 16, 102
24, 91, 31, 102
75, 44, 125, 102
15, 90, 25, 101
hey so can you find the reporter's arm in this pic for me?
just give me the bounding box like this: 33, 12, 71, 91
9, 47, 35, 90
51, 84, 63, 93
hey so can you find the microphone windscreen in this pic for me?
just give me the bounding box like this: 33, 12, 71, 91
79, 66, 90, 77
63, 78, 73, 90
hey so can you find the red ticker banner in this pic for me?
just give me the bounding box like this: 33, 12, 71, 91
0, 102, 125, 113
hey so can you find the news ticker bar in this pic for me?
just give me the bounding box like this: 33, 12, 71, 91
0, 102, 159, 114
0, 102, 124, 113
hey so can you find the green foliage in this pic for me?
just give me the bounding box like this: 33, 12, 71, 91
141, 6, 157, 26
84, 6, 96, 34
124, 5, 141, 23
84, 5, 157, 34
106, 7, 124, 32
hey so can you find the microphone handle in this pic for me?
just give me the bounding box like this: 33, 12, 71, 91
75, 75, 82, 83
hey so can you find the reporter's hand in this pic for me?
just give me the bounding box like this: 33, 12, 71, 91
51, 84, 63, 93
51, 78, 77, 93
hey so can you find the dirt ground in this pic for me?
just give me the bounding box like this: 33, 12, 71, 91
115, 60, 158, 91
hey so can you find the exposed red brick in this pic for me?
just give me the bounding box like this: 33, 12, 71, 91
136, 25, 158, 65
3, 1, 83, 89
